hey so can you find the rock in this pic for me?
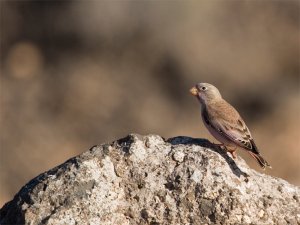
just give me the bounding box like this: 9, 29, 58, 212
1, 134, 299, 225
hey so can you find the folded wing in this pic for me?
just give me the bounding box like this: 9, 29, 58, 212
207, 100, 260, 154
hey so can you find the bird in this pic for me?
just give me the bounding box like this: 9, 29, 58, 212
190, 83, 271, 169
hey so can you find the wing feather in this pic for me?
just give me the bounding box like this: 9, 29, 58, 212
207, 100, 260, 154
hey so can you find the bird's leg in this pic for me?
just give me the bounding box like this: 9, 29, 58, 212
230, 151, 237, 159
227, 147, 237, 159
213, 144, 237, 159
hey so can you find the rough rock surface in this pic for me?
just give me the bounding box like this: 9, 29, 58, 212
1, 134, 299, 225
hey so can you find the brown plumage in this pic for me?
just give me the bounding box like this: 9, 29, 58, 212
190, 83, 271, 169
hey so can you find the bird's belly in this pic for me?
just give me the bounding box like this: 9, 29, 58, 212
202, 117, 233, 146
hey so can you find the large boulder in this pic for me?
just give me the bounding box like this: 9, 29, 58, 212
1, 134, 299, 225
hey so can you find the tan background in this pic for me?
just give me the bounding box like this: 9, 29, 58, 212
0, 1, 299, 207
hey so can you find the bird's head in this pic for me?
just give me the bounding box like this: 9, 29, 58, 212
190, 83, 222, 104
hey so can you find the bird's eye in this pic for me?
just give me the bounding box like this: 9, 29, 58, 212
201, 86, 207, 91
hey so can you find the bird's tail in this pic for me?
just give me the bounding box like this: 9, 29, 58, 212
248, 152, 272, 169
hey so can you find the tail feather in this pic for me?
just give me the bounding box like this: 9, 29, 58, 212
248, 152, 272, 169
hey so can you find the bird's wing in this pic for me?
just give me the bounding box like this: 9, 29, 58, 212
207, 100, 260, 154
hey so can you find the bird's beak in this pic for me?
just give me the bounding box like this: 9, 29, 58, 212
189, 86, 198, 96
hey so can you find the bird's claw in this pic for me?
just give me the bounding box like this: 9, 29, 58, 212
229, 151, 237, 159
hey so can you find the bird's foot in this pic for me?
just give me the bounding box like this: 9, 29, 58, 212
211, 143, 237, 159
226, 146, 238, 159
229, 151, 237, 159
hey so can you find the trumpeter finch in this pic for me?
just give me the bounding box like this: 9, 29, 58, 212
190, 83, 271, 169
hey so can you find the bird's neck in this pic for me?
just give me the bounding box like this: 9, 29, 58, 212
198, 97, 222, 108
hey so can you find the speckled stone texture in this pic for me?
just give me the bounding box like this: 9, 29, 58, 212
1, 134, 299, 225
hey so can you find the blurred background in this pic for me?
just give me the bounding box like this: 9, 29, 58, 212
0, 1, 299, 207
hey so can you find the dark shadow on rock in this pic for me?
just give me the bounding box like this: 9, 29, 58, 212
167, 136, 249, 180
